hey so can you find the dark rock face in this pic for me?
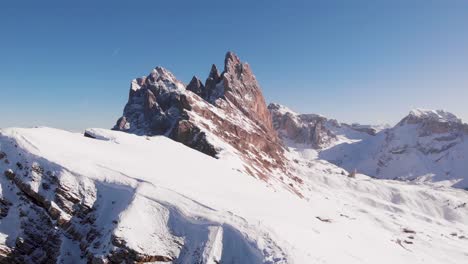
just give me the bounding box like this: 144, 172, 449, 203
114, 52, 288, 179
169, 120, 217, 157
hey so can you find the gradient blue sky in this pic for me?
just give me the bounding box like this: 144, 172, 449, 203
2, 0, 468, 131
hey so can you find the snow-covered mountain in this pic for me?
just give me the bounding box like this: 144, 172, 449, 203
1, 53, 468, 263
321, 109, 468, 188
270, 104, 468, 189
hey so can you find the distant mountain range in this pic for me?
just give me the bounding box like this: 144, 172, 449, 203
270, 103, 468, 189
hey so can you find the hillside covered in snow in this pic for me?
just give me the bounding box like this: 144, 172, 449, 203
1, 127, 467, 263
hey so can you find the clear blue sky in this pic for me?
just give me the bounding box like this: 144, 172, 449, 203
2, 0, 468, 131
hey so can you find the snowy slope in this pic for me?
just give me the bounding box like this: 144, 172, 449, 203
1, 127, 467, 263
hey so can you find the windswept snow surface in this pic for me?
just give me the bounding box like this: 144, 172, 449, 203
0, 127, 468, 263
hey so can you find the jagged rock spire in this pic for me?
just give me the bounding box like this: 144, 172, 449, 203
186, 76, 205, 97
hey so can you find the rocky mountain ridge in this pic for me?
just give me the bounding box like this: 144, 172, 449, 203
113, 52, 289, 181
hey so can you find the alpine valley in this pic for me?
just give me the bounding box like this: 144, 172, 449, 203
1, 52, 467, 264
